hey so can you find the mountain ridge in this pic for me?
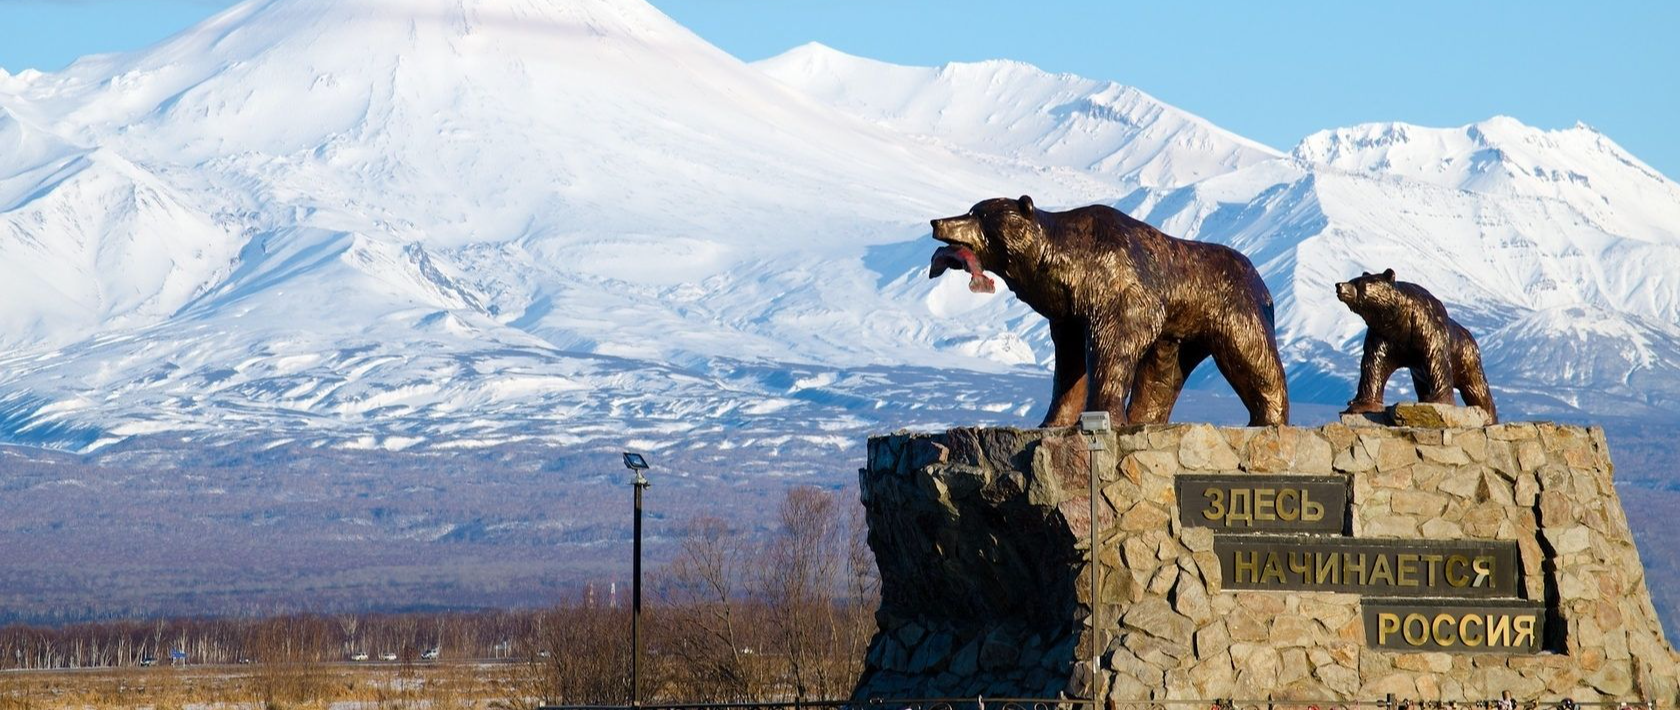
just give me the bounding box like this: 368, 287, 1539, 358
1, 0, 1678, 456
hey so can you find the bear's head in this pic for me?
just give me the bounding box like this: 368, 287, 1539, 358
1336, 268, 1405, 317
928, 195, 1043, 293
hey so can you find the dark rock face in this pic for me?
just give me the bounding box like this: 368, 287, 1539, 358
927, 197, 1288, 428
1336, 269, 1498, 422
855, 423, 1679, 702
858, 428, 1085, 697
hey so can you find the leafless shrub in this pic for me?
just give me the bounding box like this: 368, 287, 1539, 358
0, 487, 883, 706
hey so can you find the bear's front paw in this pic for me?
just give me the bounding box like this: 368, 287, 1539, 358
1342, 399, 1385, 415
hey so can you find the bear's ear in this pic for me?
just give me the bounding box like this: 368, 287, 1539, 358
1360, 271, 1371, 278
1017, 195, 1035, 217
1381, 268, 1395, 282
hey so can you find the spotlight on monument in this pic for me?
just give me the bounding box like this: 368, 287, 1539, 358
1078, 411, 1112, 438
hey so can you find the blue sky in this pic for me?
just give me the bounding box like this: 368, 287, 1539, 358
2, 0, 1675, 179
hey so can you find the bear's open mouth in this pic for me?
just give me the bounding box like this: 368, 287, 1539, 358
930, 245, 995, 294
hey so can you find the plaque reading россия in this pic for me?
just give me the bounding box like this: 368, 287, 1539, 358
1176, 474, 1348, 532
1362, 598, 1545, 653
1214, 535, 1520, 597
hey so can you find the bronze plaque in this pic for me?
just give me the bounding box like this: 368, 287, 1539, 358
1363, 598, 1545, 653
1176, 474, 1347, 532
1214, 535, 1520, 597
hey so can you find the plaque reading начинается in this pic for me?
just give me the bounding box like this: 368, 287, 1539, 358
1214, 535, 1520, 597
1175, 474, 1347, 532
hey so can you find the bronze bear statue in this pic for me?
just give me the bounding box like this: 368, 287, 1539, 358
929, 196, 1289, 427
1336, 269, 1498, 422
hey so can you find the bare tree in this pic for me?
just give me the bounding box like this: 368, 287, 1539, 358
658, 516, 761, 700
756, 486, 845, 700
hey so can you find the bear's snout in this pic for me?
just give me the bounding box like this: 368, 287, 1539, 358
930, 214, 982, 248
1336, 282, 1355, 302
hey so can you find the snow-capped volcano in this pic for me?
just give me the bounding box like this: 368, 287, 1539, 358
0, 0, 1130, 452
8, 0, 1081, 276
757, 43, 1281, 187
1292, 117, 1680, 246
1, 0, 1678, 457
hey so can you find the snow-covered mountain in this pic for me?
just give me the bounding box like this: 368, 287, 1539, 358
1, 0, 1678, 460
1117, 118, 1680, 415
756, 42, 1281, 188
0, 0, 1127, 453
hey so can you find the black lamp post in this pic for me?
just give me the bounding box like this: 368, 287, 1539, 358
622, 452, 651, 706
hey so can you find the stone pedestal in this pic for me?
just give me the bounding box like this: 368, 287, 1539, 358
854, 421, 1679, 702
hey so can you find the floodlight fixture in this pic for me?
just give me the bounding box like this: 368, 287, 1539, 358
1078, 410, 1112, 434
621, 450, 652, 706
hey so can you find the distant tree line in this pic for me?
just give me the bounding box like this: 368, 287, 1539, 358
0, 486, 879, 705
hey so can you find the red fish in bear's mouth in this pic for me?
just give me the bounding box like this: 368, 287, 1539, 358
929, 245, 996, 294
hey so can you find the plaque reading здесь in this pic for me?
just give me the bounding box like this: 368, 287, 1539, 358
1176, 474, 1347, 532
1214, 535, 1519, 597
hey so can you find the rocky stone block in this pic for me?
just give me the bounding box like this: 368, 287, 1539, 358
856, 423, 1680, 702
1390, 402, 1492, 428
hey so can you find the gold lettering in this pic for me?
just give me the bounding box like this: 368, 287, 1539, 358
1488, 614, 1511, 647
1369, 552, 1395, 587
1377, 612, 1401, 644
1302, 490, 1326, 522
1234, 550, 1260, 583
1472, 556, 1495, 588
1460, 614, 1483, 647
1288, 552, 1312, 580
1226, 489, 1253, 526
1421, 554, 1444, 587
1432, 613, 1457, 646
1397, 554, 1420, 587
1277, 488, 1300, 521
1201, 488, 1225, 522
1344, 552, 1366, 586
1315, 551, 1339, 585
1260, 552, 1286, 584
1403, 614, 1429, 647
1513, 615, 1536, 649
1254, 487, 1277, 521
1446, 555, 1471, 587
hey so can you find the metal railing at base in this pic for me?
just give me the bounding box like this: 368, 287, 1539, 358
538, 696, 1667, 710
539, 699, 1082, 710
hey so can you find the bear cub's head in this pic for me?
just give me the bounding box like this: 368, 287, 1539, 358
1335, 268, 1405, 317
929, 195, 1042, 293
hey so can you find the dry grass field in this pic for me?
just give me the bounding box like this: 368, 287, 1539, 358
0, 661, 535, 710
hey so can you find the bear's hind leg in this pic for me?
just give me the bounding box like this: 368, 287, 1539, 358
1126, 340, 1207, 425
1456, 375, 1498, 424
1210, 339, 1290, 426
1086, 299, 1165, 424
1452, 334, 1498, 423
1409, 366, 1456, 406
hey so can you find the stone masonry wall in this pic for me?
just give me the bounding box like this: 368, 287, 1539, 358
854, 420, 1680, 702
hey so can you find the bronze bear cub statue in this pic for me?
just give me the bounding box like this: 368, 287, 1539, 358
929, 196, 1289, 427
1336, 269, 1498, 422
